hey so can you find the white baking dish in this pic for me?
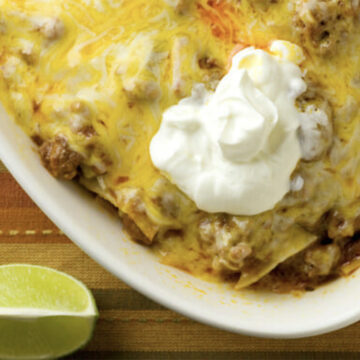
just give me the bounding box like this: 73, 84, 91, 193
1, 103, 360, 338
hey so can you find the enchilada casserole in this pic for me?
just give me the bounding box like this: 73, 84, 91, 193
1, 0, 360, 292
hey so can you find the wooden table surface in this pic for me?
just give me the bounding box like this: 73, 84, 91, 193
1, 160, 360, 359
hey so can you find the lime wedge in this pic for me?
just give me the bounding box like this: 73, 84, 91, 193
0, 264, 98, 360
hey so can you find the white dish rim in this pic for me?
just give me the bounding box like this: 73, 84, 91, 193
1, 106, 360, 339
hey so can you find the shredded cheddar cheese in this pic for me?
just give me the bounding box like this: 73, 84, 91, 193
1, 0, 360, 291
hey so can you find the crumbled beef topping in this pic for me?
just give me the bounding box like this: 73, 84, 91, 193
39, 135, 82, 180
294, 0, 359, 55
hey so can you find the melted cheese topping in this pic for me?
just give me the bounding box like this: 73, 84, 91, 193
1, 0, 360, 289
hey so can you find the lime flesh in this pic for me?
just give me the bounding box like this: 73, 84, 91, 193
0, 264, 98, 360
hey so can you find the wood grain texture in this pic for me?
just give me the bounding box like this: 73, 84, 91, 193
1, 161, 360, 359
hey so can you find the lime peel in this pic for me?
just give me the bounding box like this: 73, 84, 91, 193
0, 264, 98, 360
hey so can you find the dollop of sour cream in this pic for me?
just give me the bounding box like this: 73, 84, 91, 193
150, 41, 307, 215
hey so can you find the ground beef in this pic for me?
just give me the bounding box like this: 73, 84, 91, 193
252, 241, 340, 293
39, 135, 82, 180
328, 210, 358, 240
123, 79, 161, 101
199, 215, 254, 272
294, 0, 359, 55
39, 18, 65, 40
341, 238, 360, 275
152, 192, 179, 218
122, 214, 152, 245
252, 236, 360, 293
304, 243, 341, 276
116, 187, 161, 243
298, 105, 333, 161
172, 0, 192, 14
296, 81, 333, 161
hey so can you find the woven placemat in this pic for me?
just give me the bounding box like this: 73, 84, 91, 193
0, 162, 359, 359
